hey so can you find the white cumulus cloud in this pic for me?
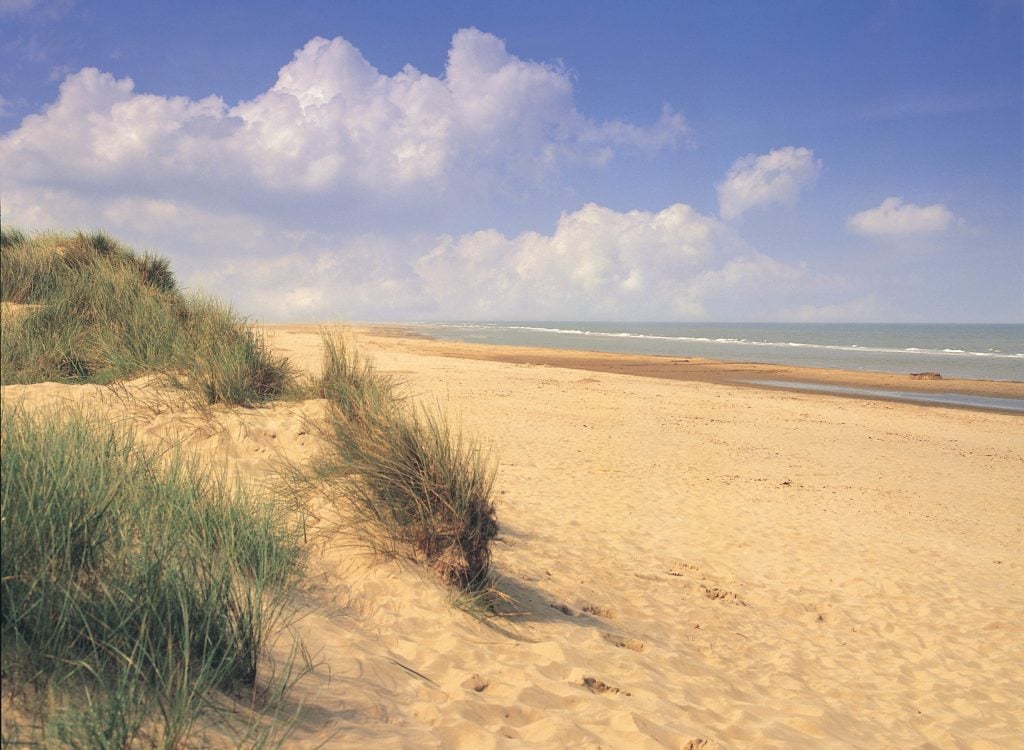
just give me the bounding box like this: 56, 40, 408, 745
3, 183, 860, 322
717, 146, 822, 220
1, 29, 883, 322
415, 202, 811, 320
0, 28, 698, 322
845, 197, 955, 235
1, 29, 688, 207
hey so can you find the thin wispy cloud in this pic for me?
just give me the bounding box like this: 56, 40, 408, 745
0, 0, 42, 14
0, 0, 73, 20
846, 197, 955, 236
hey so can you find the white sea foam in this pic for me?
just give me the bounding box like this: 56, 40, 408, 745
411, 322, 1024, 381
494, 324, 1023, 360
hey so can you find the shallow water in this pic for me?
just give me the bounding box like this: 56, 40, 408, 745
412, 322, 1024, 382
744, 379, 1024, 413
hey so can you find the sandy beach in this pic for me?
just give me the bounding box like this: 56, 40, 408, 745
4, 325, 1022, 748
5, 2, 1021, 745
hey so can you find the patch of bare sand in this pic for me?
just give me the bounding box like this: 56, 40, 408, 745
4, 329, 1022, 748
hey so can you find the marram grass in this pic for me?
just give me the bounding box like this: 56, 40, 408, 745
0, 402, 306, 747
1, 228, 295, 406
1, 225, 506, 742
301, 332, 499, 591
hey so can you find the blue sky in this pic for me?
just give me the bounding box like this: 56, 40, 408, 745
2, 0, 1021, 322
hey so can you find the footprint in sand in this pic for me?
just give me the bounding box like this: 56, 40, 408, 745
461, 673, 488, 692
701, 585, 748, 606
602, 632, 646, 652
552, 601, 618, 619
667, 562, 700, 577
581, 676, 631, 696
581, 603, 615, 618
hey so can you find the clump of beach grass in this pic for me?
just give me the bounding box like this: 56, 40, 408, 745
0, 228, 295, 406
0, 402, 306, 747
169, 295, 300, 408
302, 332, 499, 591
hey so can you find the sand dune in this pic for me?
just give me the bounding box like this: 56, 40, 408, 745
5, 326, 1021, 748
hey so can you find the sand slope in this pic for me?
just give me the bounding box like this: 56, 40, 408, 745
4, 328, 1021, 748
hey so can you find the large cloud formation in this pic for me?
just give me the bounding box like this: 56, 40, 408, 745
2, 29, 860, 321
183, 202, 818, 321
3, 29, 686, 203
417, 202, 818, 320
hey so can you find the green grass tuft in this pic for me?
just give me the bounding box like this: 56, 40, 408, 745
1, 225, 507, 741
172, 296, 299, 408
306, 332, 499, 590
1, 228, 295, 406
1, 402, 305, 746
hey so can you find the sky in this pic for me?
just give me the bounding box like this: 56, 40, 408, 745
1, 0, 1021, 323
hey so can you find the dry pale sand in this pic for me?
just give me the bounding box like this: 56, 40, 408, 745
4, 325, 1022, 749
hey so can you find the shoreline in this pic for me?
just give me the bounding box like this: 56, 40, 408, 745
273, 323, 1024, 414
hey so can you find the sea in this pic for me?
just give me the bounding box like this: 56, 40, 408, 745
406, 322, 1024, 384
